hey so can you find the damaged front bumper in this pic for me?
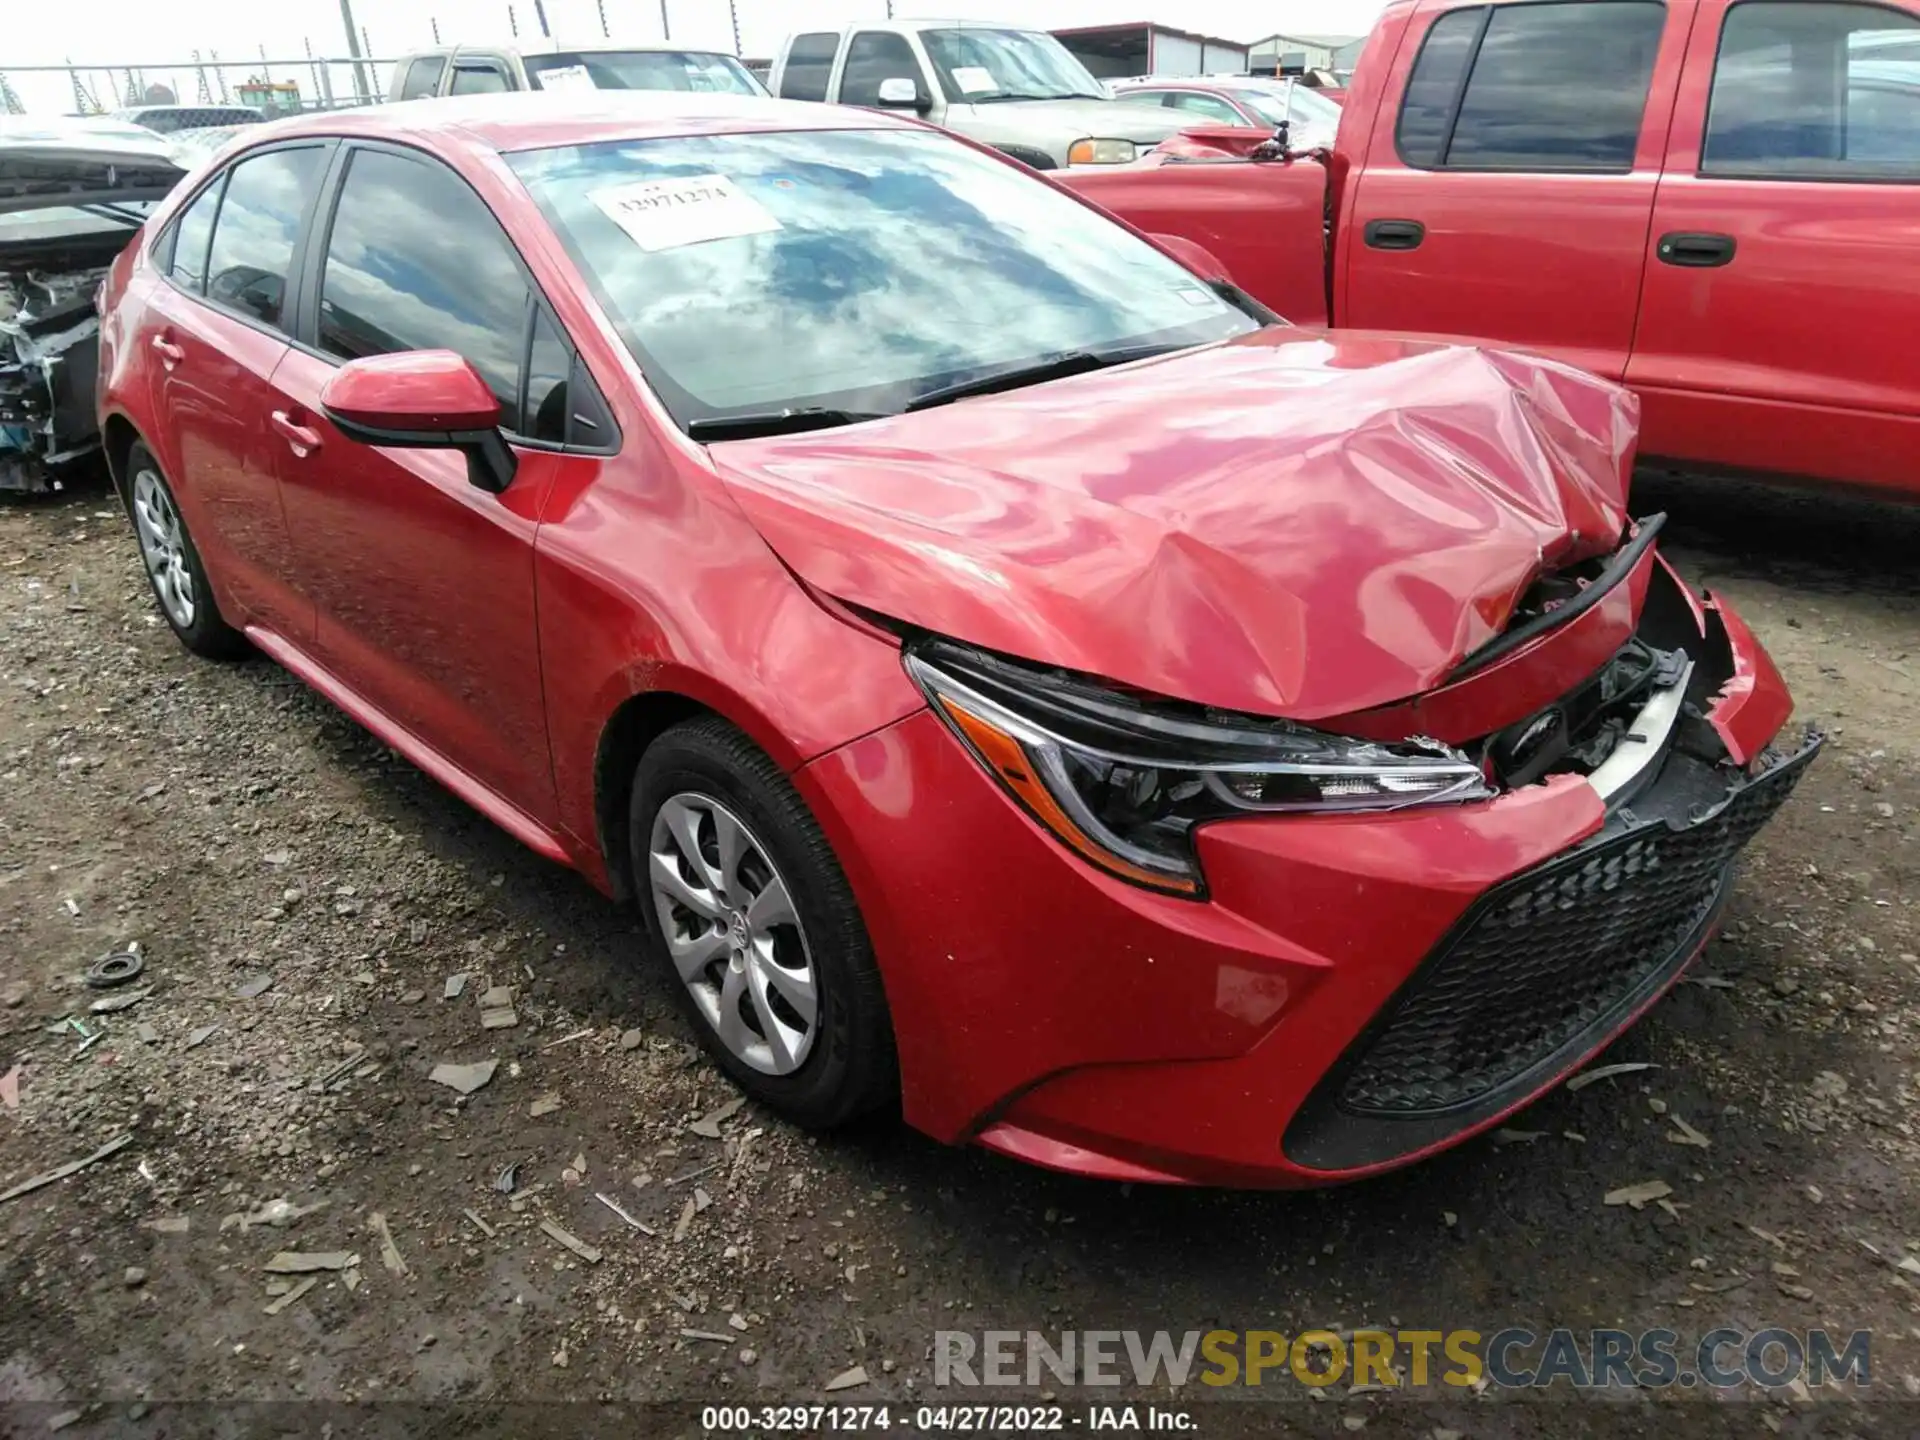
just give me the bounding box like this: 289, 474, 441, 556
799, 530, 1816, 1186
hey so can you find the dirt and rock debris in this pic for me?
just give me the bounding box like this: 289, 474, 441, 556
0, 471, 1916, 1438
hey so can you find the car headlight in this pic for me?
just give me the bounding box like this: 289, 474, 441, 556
908, 640, 1492, 898
1066, 137, 1138, 165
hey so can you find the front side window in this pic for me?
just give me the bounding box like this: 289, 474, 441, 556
510, 127, 1258, 430
525, 50, 764, 95
168, 177, 225, 293
920, 28, 1106, 103
400, 56, 448, 99
1396, 2, 1667, 171
202, 146, 325, 327
1705, 2, 1920, 177
318, 148, 529, 425
779, 33, 840, 102
840, 32, 927, 107
450, 65, 511, 95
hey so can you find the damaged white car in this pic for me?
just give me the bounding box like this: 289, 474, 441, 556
1, 118, 183, 493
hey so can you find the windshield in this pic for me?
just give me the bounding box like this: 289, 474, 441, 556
511, 127, 1256, 430
1230, 84, 1342, 134
525, 50, 766, 96
920, 28, 1106, 102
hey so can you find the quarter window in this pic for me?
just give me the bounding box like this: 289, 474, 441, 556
1704, 2, 1920, 177
400, 55, 448, 99
779, 33, 840, 101
523, 308, 572, 445
1396, 2, 1667, 171
318, 148, 529, 427
202, 147, 325, 328
840, 32, 925, 107
168, 177, 224, 294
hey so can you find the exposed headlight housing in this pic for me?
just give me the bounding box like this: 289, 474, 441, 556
1066, 137, 1138, 165
908, 640, 1492, 898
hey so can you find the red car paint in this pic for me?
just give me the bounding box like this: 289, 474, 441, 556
97, 95, 1805, 1187
1061, 0, 1920, 500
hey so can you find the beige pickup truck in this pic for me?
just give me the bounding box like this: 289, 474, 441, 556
387, 42, 768, 101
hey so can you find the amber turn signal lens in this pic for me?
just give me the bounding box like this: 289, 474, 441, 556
936, 695, 1201, 896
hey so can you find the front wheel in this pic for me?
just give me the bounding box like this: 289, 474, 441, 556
125, 442, 247, 659
630, 716, 897, 1130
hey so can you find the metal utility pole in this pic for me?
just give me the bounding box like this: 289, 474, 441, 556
533, 0, 551, 37
728, 0, 741, 54
509, 4, 520, 38
338, 0, 371, 100
659, 0, 671, 41
432, 16, 442, 43
597, 0, 610, 38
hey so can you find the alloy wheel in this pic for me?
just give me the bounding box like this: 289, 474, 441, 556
131, 468, 196, 630
648, 792, 818, 1075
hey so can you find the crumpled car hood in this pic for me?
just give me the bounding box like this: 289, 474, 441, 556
0, 117, 185, 215
710, 328, 1639, 720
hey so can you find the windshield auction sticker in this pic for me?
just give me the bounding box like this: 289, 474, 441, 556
590, 174, 782, 252
535, 63, 596, 92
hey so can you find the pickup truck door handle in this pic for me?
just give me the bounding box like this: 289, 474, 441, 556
1363, 219, 1425, 251
1656, 231, 1737, 268
150, 334, 185, 367
269, 409, 322, 457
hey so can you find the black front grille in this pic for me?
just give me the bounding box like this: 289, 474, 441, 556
1341, 743, 1816, 1116
1283, 737, 1820, 1171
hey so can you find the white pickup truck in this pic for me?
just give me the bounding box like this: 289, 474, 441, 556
768, 20, 1185, 169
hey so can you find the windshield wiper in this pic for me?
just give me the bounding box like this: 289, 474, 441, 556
904, 344, 1183, 412
686, 407, 886, 441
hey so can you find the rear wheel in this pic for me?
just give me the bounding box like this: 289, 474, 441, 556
125, 442, 246, 659
630, 717, 897, 1129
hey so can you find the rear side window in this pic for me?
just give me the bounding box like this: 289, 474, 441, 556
168, 178, 224, 294
840, 32, 924, 107
400, 55, 448, 99
1704, 1, 1920, 178
318, 148, 529, 427
1396, 2, 1667, 171
203, 147, 325, 328
780, 33, 840, 101
450, 64, 511, 95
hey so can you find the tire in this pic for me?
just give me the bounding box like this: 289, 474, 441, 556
124, 441, 247, 660
630, 716, 897, 1130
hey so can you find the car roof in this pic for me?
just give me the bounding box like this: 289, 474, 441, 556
253, 90, 916, 156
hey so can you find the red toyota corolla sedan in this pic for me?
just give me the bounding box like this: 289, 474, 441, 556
96, 93, 1816, 1186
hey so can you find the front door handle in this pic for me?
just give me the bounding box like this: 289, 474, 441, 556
1656, 231, 1737, 268
150, 334, 185, 368
1363, 219, 1425, 251
270, 409, 322, 457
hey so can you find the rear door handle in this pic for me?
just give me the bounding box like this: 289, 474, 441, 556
270, 409, 322, 457
1656, 231, 1737, 268
150, 334, 185, 367
1363, 219, 1425, 251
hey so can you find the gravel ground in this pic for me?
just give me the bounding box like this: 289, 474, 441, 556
0, 469, 1916, 1439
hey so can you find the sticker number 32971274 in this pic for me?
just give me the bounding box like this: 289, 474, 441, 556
589, 173, 784, 252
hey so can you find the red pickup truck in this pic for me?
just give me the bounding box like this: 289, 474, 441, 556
1061, 0, 1920, 499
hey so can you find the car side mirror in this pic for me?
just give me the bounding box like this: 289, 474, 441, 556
876, 77, 930, 112
320, 350, 517, 493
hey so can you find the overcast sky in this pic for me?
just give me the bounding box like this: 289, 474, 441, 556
7, 0, 1388, 112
